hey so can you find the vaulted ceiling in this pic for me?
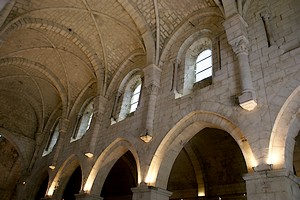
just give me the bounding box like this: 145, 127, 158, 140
0, 0, 222, 139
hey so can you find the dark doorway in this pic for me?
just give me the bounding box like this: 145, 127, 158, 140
62, 166, 82, 200
101, 151, 138, 200
35, 174, 49, 200
293, 131, 300, 176
167, 128, 247, 200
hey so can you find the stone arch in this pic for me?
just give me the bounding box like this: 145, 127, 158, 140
146, 111, 256, 189
47, 154, 82, 199
83, 138, 141, 196
109, 68, 144, 123
269, 82, 300, 171
159, 8, 224, 66
106, 52, 145, 97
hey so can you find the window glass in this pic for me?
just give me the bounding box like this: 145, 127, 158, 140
71, 100, 94, 142
195, 49, 212, 83
116, 74, 142, 122
43, 121, 59, 156
47, 124, 59, 151
130, 84, 141, 113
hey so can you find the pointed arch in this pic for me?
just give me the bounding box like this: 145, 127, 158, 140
269, 83, 300, 171
146, 111, 256, 189
47, 154, 82, 199
83, 138, 141, 195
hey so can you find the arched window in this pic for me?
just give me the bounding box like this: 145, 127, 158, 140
195, 49, 212, 83
180, 37, 213, 96
111, 71, 143, 124
43, 119, 60, 156
71, 99, 94, 142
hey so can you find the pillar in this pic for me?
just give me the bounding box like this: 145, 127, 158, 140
131, 183, 172, 200
141, 64, 161, 142
223, 14, 257, 111
75, 192, 103, 200
244, 169, 300, 200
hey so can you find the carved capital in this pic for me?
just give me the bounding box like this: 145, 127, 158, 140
230, 35, 249, 55
145, 83, 159, 95
260, 9, 272, 21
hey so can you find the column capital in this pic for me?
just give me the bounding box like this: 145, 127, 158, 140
145, 83, 159, 95
229, 35, 249, 55
223, 14, 250, 55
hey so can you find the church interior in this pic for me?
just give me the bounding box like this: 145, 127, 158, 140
0, 0, 300, 199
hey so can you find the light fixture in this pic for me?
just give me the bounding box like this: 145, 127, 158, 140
85, 152, 94, 158
140, 130, 152, 143
49, 165, 55, 170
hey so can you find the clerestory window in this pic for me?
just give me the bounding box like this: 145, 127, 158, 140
71, 99, 94, 142
180, 37, 213, 96
111, 71, 143, 124
43, 119, 60, 156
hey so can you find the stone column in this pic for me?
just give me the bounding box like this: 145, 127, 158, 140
141, 64, 161, 142
244, 169, 300, 200
41, 197, 52, 200
223, 14, 257, 111
131, 183, 172, 200
75, 192, 103, 200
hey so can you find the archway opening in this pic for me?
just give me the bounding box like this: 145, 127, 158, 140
34, 174, 49, 200
293, 131, 300, 176
101, 151, 138, 200
62, 166, 82, 200
167, 128, 247, 199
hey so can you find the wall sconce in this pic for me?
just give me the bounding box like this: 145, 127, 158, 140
85, 152, 94, 158
140, 130, 152, 143
49, 165, 55, 170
